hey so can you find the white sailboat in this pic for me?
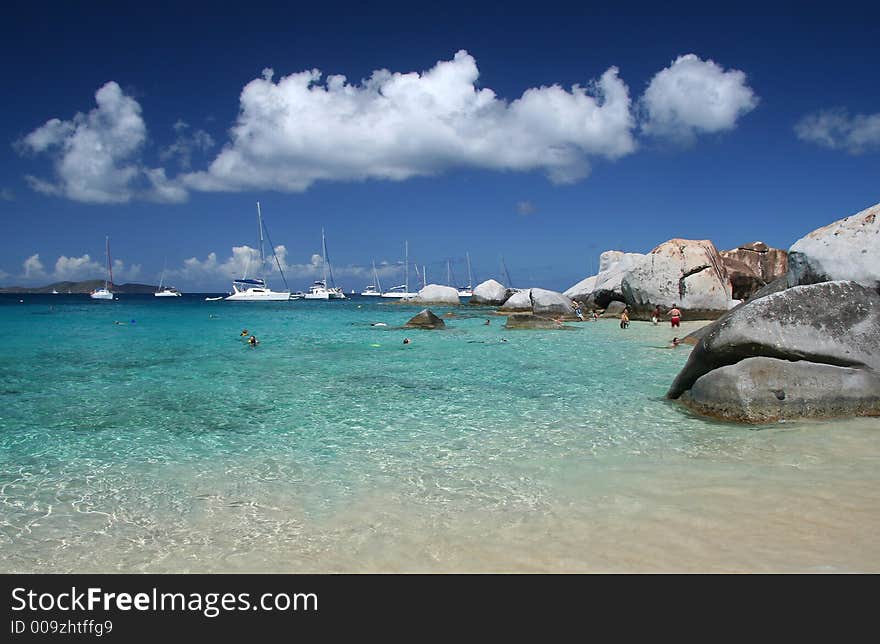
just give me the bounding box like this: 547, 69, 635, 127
90, 236, 114, 300
381, 241, 418, 299
361, 261, 383, 296
226, 202, 291, 301
154, 262, 182, 297
305, 228, 346, 299
457, 252, 474, 298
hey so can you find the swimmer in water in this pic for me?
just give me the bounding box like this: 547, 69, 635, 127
240, 329, 249, 336
248, 335, 259, 346
371, 322, 387, 327
670, 337, 681, 348
485, 319, 491, 325
403, 338, 411, 345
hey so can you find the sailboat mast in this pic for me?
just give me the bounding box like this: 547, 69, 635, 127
423, 265, 427, 288
373, 260, 382, 293
256, 202, 266, 281
447, 260, 451, 286
322, 228, 328, 286
106, 236, 113, 287
466, 251, 473, 288
405, 240, 409, 294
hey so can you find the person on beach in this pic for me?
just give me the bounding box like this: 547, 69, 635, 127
669, 305, 681, 328
248, 335, 258, 347
651, 305, 661, 325
620, 307, 629, 329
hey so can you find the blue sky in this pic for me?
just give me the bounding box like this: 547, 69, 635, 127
2, 1, 878, 291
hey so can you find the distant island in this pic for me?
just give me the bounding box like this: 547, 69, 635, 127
0, 280, 160, 294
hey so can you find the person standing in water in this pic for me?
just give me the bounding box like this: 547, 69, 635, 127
651, 305, 661, 325
620, 307, 630, 329
669, 304, 681, 329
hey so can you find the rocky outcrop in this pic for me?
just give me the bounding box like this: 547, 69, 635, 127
621, 238, 732, 317
681, 276, 790, 345
411, 284, 460, 305
469, 279, 512, 306
668, 281, 880, 422
721, 241, 788, 300
564, 251, 645, 307
531, 288, 576, 316
500, 288, 575, 316
404, 309, 446, 329
504, 314, 567, 329
600, 301, 627, 318
679, 357, 880, 422
788, 201, 880, 290
499, 289, 532, 311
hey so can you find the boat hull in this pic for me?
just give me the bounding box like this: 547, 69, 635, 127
225, 290, 290, 301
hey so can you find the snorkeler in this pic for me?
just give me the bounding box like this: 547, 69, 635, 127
248, 335, 259, 346
240, 329, 249, 336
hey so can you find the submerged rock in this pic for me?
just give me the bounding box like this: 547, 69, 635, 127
411, 284, 460, 305
679, 357, 880, 423
469, 279, 512, 305
504, 314, 566, 329
622, 238, 732, 317
668, 280, 880, 422
788, 201, 880, 290
404, 309, 446, 329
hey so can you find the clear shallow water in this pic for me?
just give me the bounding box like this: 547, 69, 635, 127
2, 294, 878, 572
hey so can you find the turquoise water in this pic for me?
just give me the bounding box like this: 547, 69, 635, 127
2, 294, 879, 572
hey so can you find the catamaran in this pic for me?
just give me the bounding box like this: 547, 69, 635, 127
381, 241, 418, 299
361, 261, 383, 296
154, 262, 182, 297
305, 228, 346, 299
90, 236, 114, 300
226, 202, 291, 301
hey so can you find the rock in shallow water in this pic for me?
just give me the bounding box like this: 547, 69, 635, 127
668, 280, 880, 422
404, 309, 446, 329
469, 279, 512, 306
680, 357, 880, 422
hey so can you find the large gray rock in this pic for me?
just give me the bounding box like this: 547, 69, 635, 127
411, 284, 460, 305
531, 288, 575, 316
679, 357, 880, 423
564, 250, 645, 307
721, 241, 788, 300
404, 309, 446, 329
788, 201, 880, 290
668, 281, 880, 404
469, 279, 512, 306
600, 301, 627, 318
499, 289, 532, 311
499, 288, 575, 316
622, 239, 732, 315
682, 276, 790, 345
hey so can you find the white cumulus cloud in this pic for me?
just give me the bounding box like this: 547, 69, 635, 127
794, 108, 880, 154
182, 50, 637, 192
17, 82, 186, 204
641, 54, 758, 143
23, 254, 46, 278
